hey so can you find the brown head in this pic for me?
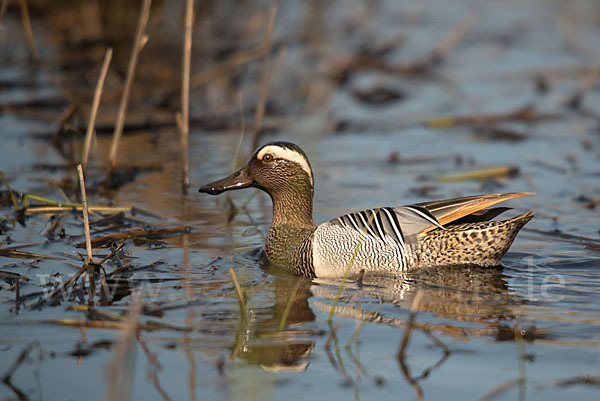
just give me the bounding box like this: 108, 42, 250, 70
199, 142, 315, 226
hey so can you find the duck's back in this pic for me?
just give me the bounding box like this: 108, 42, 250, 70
306, 193, 534, 278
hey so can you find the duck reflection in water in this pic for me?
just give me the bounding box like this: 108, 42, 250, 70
234, 255, 537, 391
232, 264, 316, 372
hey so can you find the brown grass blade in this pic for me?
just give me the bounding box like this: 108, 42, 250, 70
82, 48, 113, 169
0, 248, 61, 260
437, 166, 520, 182
107, 0, 152, 174
179, 0, 194, 193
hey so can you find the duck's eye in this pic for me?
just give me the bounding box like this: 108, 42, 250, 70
263, 154, 274, 162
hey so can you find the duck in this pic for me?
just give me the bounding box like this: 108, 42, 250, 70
199, 141, 534, 278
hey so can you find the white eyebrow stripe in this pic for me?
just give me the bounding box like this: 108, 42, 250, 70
257, 145, 313, 185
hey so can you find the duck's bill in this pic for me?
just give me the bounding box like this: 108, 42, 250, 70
198, 168, 253, 195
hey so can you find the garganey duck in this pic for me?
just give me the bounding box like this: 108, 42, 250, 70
199, 142, 534, 278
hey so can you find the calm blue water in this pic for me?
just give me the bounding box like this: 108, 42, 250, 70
1, 0, 599, 400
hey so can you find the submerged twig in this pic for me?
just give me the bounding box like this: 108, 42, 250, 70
83, 48, 113, 169
107, 0, 152, 177
1, 342, 38, 387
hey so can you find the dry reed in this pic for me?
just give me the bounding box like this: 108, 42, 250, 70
108, 0, 152, 176
17, 0, 39, 62
77, 165, 93, 263
250, 2, 278, 150
83, 48, 113, 169
179, 0, 194, 192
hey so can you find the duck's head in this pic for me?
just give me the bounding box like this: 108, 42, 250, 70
199, 141, 314, 199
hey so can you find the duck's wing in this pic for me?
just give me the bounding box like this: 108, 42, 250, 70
331, 192, 534, 245
415, 192, 535, 235
332, 205, 450, 248
333, 207, 419, 249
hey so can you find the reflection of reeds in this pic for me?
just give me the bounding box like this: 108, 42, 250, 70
229, 268, 247, 318
105, 295, 143, 401
475, 379, 520, 401
397, 290, 423, 360
515, 321, 527, 401
279, 278, 303, 330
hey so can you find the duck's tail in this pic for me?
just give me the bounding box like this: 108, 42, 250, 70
416, 210, 534, 267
